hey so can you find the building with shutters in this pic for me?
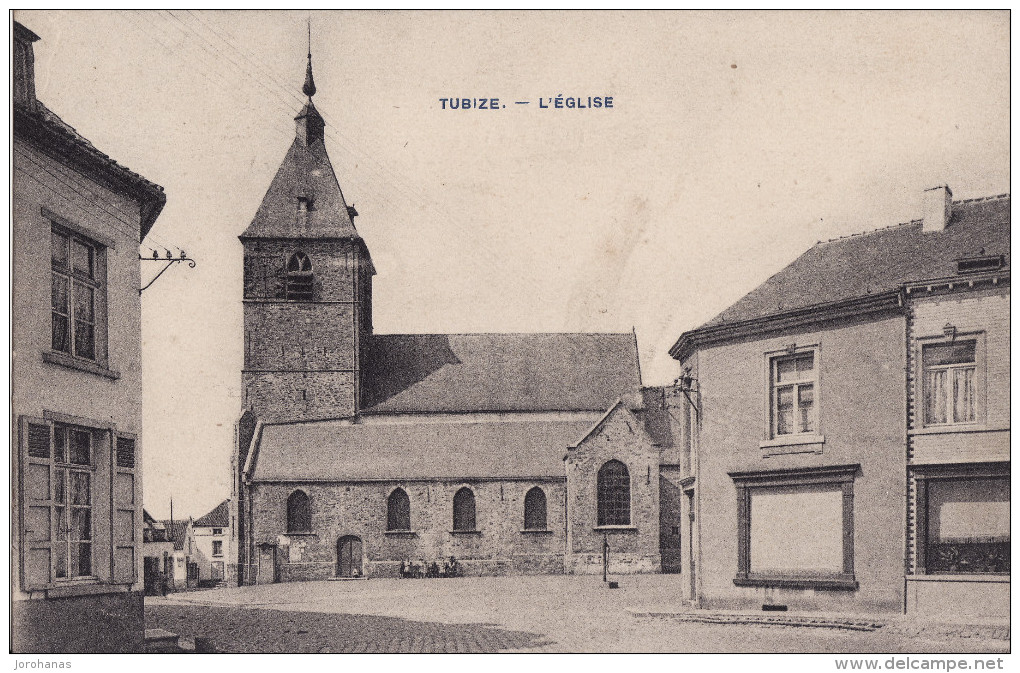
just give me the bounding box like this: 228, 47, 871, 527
669, 187, 1009, 617
192, 499, 231, 585
12, 21, 166, 652
232, 55, 695, 585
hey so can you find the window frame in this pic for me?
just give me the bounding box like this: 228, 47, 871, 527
918, 333, 985, 429
452, 487, 478, 533
286, 490, 312, 534
285, 251, 314, 301
766, 345, 820, 440
212, 540, 224, 557
913, 462, 1009, 576
523, 486, 548, 531
386, 487, 412, 532
51, 224, 104, 363
730, 464, 859, 590
596, 460, 632, 528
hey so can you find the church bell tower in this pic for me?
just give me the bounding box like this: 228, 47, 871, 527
239, 47, 374, 422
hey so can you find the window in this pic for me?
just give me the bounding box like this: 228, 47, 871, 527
212, 528, 223, 535
212, 540, 223, 557
524, 487, 547, 530
387, 488, 411, 531
51, 228, 102, 360
916, 472, 1009, 575
923, 340, 977, 426
453, 487, 476, 531
285, 252, 313, 301
286, 490, 311, 533
731, 464, 857, 589
597, 460, 631, 526
21, 419, 98, 587
770, 350, 817, 437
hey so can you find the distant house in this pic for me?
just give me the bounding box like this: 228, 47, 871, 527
161, 519, 197, 589
192, 500, 231, 585
12, 20, 166, 652
142, 511, 174, 595
670, 187, 1009, 617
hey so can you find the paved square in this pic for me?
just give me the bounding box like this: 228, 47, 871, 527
144, 575, 1009, 653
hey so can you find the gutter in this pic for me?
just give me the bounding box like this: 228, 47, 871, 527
669, 290, 904, 362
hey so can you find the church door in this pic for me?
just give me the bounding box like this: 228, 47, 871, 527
337, 536, 363, 578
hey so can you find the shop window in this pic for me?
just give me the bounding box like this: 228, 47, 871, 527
731, 464, 858, 589
918, 474, 1009, 574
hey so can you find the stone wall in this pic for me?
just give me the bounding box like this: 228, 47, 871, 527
249, 479, 567, 579
565, 403, 662, 574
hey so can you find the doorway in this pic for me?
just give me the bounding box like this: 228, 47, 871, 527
337, 535, 363, 578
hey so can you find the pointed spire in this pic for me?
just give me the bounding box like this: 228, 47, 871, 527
302, 19, 316, 98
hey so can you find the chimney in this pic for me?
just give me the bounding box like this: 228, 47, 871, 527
922, 185, 953, 233
13, 22, 40, 107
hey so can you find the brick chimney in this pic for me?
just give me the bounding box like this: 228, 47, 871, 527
13, 22, 40, 107
922, 185, 953, 233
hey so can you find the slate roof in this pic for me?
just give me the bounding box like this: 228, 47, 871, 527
241, 101, 359, 240
193, 500, 229, 528
160, 520, 191, 551
251, 417, 595, 482
361, 332, 642, 414
14, 99, 166, 239
704, 194, 1010, 327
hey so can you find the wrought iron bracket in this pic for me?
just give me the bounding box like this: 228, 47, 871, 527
139, 252, 196, 294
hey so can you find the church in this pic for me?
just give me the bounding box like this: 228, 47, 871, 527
230, 54, 694, 585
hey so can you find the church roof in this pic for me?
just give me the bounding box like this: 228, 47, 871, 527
250, 417, 592, 482
362, 332, 642, 414
241, 122, 359, 239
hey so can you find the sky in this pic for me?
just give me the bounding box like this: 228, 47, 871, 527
14, 10, 1009, 520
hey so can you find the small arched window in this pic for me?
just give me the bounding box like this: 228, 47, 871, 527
524, 487, 547, 530
453, 487, 476, 531
387, 488, 411, 531
287, 490, 311, 533
286, 252, 313, 301
597, 460, 631, 526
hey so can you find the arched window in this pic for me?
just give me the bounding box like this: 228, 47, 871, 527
453, 487, 476, 531
286, 252, 313, 301
597, 460, 631, 526
524, 487, 547, 530
287, 490, 311, 533
387, 488, 411, 531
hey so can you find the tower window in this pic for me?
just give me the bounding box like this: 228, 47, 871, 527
297, 196, 314, 214
286, 252, 313, 301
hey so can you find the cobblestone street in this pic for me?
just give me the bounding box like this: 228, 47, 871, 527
144, 575, 1009, 653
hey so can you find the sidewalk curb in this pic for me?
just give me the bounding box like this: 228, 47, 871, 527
627, 608, 1010, 641
626, 609, 886, 632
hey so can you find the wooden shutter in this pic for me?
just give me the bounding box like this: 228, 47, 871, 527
111, 434, 138, 584
19, 416, 55, 591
